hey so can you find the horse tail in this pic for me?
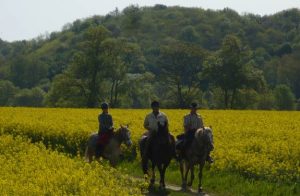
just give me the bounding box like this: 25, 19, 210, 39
139, 137, 149, 174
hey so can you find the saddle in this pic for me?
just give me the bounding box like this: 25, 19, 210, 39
97, 130, 113, 145
176, 129, 197, 152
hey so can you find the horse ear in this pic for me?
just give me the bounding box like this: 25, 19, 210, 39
126, 124, 129, 128
120, 125, 123, 128
209, 125, 212, 129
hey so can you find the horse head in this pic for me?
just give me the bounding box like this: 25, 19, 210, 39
118, 125, 133, 147
203, 127, 214, 151
157, 121, 168, 134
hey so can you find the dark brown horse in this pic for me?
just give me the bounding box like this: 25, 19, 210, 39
139, 122, 176, 189
85, 125, 132, 166
179, 127, 214, 193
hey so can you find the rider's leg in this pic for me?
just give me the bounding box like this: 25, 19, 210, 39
95, 144, 103, 158
184, 129, 195, 151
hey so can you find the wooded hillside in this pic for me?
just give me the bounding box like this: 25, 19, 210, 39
0, 5, 299, 109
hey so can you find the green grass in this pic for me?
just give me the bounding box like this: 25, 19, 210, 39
118, 160, 299, 196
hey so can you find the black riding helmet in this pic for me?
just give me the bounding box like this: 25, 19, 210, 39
151, 100, 160, 108
101, 102, 109, 109
190, 102, 198, 109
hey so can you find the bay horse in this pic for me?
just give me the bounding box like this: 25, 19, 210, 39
179, 127, 214, 193
85, 125, 132, 166
139, 122, 176, 189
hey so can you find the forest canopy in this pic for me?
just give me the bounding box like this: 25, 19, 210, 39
0, 5, 299, 110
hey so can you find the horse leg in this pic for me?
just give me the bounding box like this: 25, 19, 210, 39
157, 164, 165, 190
198, 162, 205, 193
162, 164, 168, 189
142, 157, 148, 176
188, 164, 194, 187
85, 146, 92, 163
180, 160, 186, 190
150, 162, 155, 187
89, 149, 94, 163
183, 162, 190, 191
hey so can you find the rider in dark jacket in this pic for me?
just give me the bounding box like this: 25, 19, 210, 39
96, 102, 114, 157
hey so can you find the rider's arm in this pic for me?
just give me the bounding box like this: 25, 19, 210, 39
144, 115, 150, 131
108, 114, 113, 130
199, 116, 204, 129
183, 115, 189, 133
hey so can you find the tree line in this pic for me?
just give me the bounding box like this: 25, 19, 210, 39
0, 5, 299, 110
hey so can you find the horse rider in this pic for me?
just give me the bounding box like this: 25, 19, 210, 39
182, 102, 214, 164
96, 102, 114, 157
143, 100, 169, 159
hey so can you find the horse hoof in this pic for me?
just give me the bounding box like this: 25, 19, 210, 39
181, 183, 187, 191
144, 174, 148, 181
198, 187, 203, 193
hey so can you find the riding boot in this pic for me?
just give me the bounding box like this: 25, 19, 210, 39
184, 129, 196, 150
96, 144, 104, 158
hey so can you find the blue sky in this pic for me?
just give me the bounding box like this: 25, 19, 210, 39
1, 0, 299, 42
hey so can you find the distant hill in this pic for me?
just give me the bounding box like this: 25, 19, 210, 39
0, 5, 299, 109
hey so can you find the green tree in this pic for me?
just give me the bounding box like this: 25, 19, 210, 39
69, 26, 111, 107
257, 91, 276, 110
203, 35, 263, 108
0, 80, 18, 106
234, 89, 259, 109
121, 72, 155, 108
101, 38, 143, 107
158, 41, 207, 108
297, 99, 300, 111
9, 56, 48, 88
122, 5, 142, 29
179, 26, 199, 43
274, 84, 295, 110
45, 73, 86, 107
13, 87, 45, 107
47, 26, 141, 108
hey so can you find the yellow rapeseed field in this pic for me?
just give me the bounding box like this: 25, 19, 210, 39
0, 134, 143, 195
0, 107, 299, 183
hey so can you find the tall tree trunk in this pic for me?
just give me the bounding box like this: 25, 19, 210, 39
177, 83, 184, 108
224, 89, 229, 109
230, 88, 237, 109
87, 65, 99, 108
113, 81, 119, 108
110, 80, 116, 107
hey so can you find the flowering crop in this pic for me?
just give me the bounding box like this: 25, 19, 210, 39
0, 107, 299, 183
0, 134, 143, 195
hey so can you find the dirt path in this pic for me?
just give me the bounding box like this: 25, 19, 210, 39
134, 176, 211, 196
164, 183, 210, 196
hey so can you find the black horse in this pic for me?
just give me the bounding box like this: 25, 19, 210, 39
139, 122, 175, 189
